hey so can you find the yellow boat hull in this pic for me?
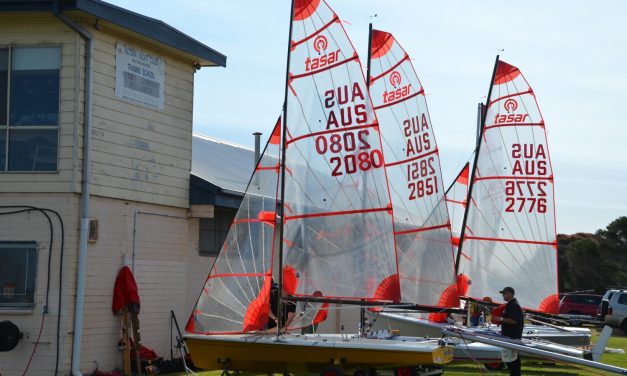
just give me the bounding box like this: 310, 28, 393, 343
185, 333, 453, 373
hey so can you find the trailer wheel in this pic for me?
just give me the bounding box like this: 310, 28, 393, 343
321, 366, 344, 376
484, 362, 504, 370
394, 367, 417, 376
354, 369, 378, 376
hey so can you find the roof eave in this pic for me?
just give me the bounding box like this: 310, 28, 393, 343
0, 0, 226, 67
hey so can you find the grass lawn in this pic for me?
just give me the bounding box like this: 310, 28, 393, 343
444, 327, 627, 375
165, 327, 626, 375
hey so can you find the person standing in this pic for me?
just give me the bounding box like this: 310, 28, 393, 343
493, 286, 524, 376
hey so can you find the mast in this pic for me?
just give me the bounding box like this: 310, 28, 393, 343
454, 55, 500, 275
359, 22, 374, 335
276, 0, 296, 334
366, 23, 373, 86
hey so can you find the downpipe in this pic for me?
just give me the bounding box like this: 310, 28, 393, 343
53, 4, 94, 375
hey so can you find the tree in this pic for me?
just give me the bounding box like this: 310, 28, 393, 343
558, 217, 627, 292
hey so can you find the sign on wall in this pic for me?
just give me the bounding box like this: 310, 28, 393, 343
115, 42, 165, 110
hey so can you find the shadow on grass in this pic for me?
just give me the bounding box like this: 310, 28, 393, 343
445, 363, 583, 376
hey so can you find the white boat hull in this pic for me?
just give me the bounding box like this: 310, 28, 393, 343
369, 312, 591, 347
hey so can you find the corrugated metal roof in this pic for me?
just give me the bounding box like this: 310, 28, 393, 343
191, 133, 255, 195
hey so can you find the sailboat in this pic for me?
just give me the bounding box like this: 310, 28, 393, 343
368, 36, 590, 346
365, 27, 460, 318
453, 57, 593, 345
184, 0, 453, 374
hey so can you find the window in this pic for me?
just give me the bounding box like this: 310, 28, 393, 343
0, 46, 61, 172
619, 294, 627, 305
0, 242, 38, 309
199, 207, 237, 256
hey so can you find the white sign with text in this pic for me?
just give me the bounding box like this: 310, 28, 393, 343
115, 42, 165, 110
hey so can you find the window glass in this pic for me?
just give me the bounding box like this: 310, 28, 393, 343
0, 242, 37, 309
618, 294, 627, 305
8, 129, 57, 171
199, 208, 237, 256
9, 47, 60, 126
0, 49, 7, 124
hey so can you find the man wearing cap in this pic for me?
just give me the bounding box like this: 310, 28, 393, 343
493, 286, 524, 376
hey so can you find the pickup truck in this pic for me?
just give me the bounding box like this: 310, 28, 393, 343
598, 288, 627, 335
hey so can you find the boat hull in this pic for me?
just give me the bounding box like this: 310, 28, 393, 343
185, 333, 453, 373
369, 312, 591, 347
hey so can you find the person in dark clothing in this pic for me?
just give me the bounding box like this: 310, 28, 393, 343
493, 286, 524, 376
266, 280, 296, 332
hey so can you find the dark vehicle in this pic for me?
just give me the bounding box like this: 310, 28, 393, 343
559, 294, 602, 317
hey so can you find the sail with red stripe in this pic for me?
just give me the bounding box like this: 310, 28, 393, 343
282, 0, 399, 318
187, 119, 282, 334
447, 163, 470, 249
368, 29, 456, 314
457, 59, 559, 313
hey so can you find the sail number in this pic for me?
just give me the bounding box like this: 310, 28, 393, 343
407, 156, 438, 200
504, 180, 547, 213
505, 143, 550, 213
409, 176, 439, 200
315, 130, 384, 176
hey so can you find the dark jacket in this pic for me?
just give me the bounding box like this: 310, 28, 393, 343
501, 298, 524, 339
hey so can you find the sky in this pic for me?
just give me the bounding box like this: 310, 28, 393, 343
109, 0, 627, 235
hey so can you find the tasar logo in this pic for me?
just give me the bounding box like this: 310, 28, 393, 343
313, 35, 328, 53
305, 35, 340, 72
383, 70, 411, 104
390, 71, 402, 87
504, 98, 518, 113
494, 98, 528, 124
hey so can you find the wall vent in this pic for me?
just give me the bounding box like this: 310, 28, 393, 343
88, 219, 99, 243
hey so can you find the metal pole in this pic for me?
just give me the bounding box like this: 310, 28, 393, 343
276, 0, 296, 335
454, 56, 500, 274
359, 22, 375, 336
253, 131, 261, 186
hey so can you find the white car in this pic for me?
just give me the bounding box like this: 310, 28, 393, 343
598, 288, 627, 334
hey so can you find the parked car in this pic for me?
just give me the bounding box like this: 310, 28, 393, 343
597, 288, 627, 335
559, 294, 602, 317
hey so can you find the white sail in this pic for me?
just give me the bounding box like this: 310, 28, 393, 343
457, 60, 559, 313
